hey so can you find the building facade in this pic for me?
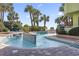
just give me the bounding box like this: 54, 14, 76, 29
64, 3, 79, 31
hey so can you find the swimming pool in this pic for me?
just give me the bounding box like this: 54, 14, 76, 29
0, 32, 70, 49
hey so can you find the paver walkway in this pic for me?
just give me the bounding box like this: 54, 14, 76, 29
0, 46, 79, 56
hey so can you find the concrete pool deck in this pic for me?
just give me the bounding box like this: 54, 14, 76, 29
47, 35, 79, 44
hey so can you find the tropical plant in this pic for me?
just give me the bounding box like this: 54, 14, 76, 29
7, 11, 20, 31
32, 9, 41, 27
0, 21, 9, 32
22, 24, 30, 32
24, 5, 34, 27
55, 16, 64, 24
4, 21, 11, 30
56, 24, 67, 34
0, 21, 5, 31
35, 10, 41, 27
7, 11, 19, 21
59, 3, 64, 12
41, 26, 47, 31
2, 27, 9, 32
12, 21, 22, 31
68, 27, 79, 36
40, 15, 49, 30
0, 3, 13, 22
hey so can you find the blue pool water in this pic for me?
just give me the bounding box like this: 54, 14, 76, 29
2, 32, 69, 48
37, 31, 48, 34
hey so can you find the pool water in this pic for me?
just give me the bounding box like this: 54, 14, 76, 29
36, 34, 68, 48
1, 33, 68, 48
37, 31, 48, 34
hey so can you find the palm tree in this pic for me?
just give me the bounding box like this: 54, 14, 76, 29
0, 3, 13, 22
59, 3, 64, 12
7, 11, 19, 30
0, 4, 3, 21
41, 15, 49, 28
32, 9, 41, 27
56, 3, 65, 25
7, 11, 18, 21
35, 10, 41, 27
33, 16, 37, 26
14, 12, 19, 21
24, 5, 34, 27
55, 16, 64, 24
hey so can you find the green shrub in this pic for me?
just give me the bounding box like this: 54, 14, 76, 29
4, 21, 12, 31
38, 26, 43, 31
0, 21, 9, 32
32, 26, 39, 31
68, 27, 79, 36
32, 26, 47, 31
22, 24, 30, 32
30, 26, 39, 31
2, 27, 9, 32
12, 22, 22, 31
41, 26, 47, 31
56, 24, 67, 34
29, 26, 47, 31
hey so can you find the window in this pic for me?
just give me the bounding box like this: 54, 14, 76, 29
64, 16, 73, 27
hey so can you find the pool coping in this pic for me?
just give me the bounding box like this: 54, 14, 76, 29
46, 36, 79, 48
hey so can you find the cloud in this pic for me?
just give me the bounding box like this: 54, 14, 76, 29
58, 12, 64, 16
37, 4, 43, 8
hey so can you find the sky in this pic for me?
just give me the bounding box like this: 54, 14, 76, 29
5, 3, 63, 29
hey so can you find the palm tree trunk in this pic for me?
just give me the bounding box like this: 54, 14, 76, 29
37, 17, 39, 27
37, 18, 39, 27
30, 13, 33, 27
2, 11, 4, 22
34, 22, 35, 26
44, 21, 46, 27
0, 12, 3, 22
44, 21, 46, 31
0, 12, 1, 21
37, 16, 39, 27
37, 23, 38, 27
